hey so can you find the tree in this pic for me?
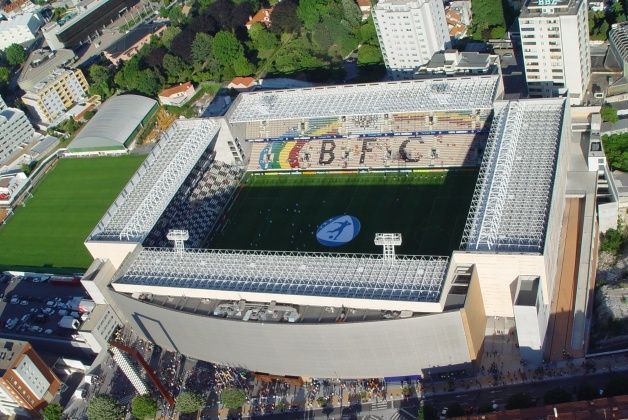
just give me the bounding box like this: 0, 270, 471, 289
601, 104, 619, 123
359, 16, 378, 44
43, 403, 63, 420
270, 0, 301, 34
469, 0, 506, 40
602, 132, 628, 171
191, 33, 214, 66
543, 388, 572, 405
175, 391, 205, 414
341, 0, 362, 28
87, 396, 124, 420
163, 54, 193, 82
161, 26, 182, 50
297, 0, 327, 29
88, 64, 114, 99
0, 66, 9, 86
220, 387, 247, 410
358, 44, 382, 65
170, 29, 195, 62
5, 44, 27, 66
131, 395, 158, 419
600, 227, 624, 255
249, 23, 279, 57
212, 31, 245, 63
505, 392, 534, 410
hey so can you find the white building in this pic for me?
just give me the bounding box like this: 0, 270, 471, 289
519, 0, 591, 105
372, 0, 450, 78
0, 13, 42, 50
0, 108, 35, 164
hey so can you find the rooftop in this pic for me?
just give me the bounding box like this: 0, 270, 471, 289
227, 75, 500, 122
610, 22, 628, 63
89, 119, 220, 242
159, 82, 193, 98
68, 94, 157, 152
521, 0, 582, 17
461, 98, 566, 253
0, 339, 27, 373
18, 49, 76, 91
114, 248, 449, 303
105, 22, 166, 57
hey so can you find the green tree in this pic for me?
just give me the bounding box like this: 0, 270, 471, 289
175, 391, 205, 414
212, 31, 245, 63
43, 403, 63, 420
87, 396, 124, 420
358, 44, 382, 65
469, 0, 506, 40
0, 66, 9, 86
270, 0, 301, 33
162, 54, 192, 82
114, 58, 162, 96
219, 387, 247, 409
297, 0, 327, 29
162, 26, 182, 50
88, 64, 114, 99
602, 133, 628, 171
543, 388, 572, 404
249, 23, 279, 58
601, 104, 619, 123
5, 44, 27, 66
131, 395, 158, 419
359, 15, 378, 44
601, 228, 624, 255
341, 0, 362, 28
191, 33, 214, 66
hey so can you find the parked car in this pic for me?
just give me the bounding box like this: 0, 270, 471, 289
20, 314, 30, 322
20, 300, 29, 306
42, 308, 55, 315
10, 297, 19, 304
44, 329, 53, 335
29, 326, 43, 333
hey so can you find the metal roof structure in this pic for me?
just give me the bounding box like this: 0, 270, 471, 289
115, 248, 450, 303
461, 98, 566, 253
89, 119, 220, 242
68, 95, 157, 152
227, 75, 500, 122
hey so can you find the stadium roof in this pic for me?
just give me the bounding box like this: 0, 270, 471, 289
89, 119, 220, 242
461, 98, 566, 253
114, 248, 449, 303
68, 95, 157, 153
227, 75, 500, 122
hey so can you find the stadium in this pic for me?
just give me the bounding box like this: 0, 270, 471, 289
80, 74, 597, 379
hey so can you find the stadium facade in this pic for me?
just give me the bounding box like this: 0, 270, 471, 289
80, 75, 598, 379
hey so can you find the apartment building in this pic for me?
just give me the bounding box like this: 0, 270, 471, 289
519, 0, 591, 105
22, 68, 89, 125
0, 13, 42, 49
372, 0, 450, 78
0, 339, 61, 416
0, 107, 35, 164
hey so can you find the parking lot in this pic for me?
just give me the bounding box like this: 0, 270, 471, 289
0, 274, 88, 340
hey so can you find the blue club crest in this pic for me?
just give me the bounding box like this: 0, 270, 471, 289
316, 215, 361, 247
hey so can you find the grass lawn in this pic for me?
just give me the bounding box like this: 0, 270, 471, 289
210, 170, 478, 255
0, 155, 145, 274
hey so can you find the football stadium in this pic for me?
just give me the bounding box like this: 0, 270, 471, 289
80, 75, 598, 379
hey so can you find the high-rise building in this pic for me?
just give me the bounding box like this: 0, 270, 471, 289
372, 0, 450, 79
21, 68, 89, 125
519, 0, 591, 105
0, 339, 61, 416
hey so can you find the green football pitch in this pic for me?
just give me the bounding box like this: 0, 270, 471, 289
0, 155, 145, 273
210, 170, 478, 255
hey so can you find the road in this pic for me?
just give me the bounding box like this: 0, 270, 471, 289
237, 368, 626, 420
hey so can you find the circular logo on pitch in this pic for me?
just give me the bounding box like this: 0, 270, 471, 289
316, 215, 361, 247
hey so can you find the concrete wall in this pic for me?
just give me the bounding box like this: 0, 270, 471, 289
108, 291, 472, 379
460, 268, 487, 362
84, 241, 139, 270
450, 252, 546, 318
